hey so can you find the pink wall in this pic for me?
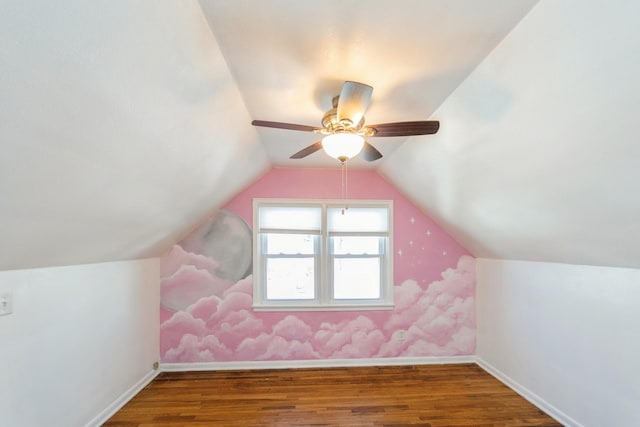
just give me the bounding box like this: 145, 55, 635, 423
160, 167, 475, 363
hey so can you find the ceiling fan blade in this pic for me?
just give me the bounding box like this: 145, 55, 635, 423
290, 141, 323, 159
361, 141, 383, 162
252, 120, 321, 133
369, 120, 440, 137
336, 81, 373, 126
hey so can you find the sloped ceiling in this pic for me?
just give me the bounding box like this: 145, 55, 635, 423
3, 0, 636, 271
0, 1, 269, 270
380, 0, 640, 268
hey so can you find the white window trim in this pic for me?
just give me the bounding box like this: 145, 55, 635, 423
252, 198, 394, 311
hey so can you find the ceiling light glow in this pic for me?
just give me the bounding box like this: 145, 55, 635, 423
322, 133, 364, 162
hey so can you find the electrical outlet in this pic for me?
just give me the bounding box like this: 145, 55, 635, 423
396, 330, 406, 342
0, 292, 13, 316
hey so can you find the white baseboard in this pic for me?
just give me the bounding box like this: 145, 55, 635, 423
84, 368, 159, 427
161, 355, 475, 372
475, 357, 583, 427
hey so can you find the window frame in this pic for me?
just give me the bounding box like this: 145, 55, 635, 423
253, 198, 394, 311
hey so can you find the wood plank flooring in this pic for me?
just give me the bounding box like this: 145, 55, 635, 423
104, 363, 561, 427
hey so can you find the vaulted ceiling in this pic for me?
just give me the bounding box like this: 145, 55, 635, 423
2, 0, 639, 271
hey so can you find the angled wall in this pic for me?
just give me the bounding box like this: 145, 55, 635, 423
380, 0, 640, 269
0, 0, 269, 271
159, 168, 474, 364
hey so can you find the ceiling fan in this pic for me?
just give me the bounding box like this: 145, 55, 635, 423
251, 81, 440, 163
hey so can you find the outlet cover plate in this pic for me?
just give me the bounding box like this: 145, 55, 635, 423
0, 292, 13, 316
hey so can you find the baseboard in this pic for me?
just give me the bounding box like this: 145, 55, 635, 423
161, 355, 475, 372
84, 368, 159, 427
475, 357, 583, 427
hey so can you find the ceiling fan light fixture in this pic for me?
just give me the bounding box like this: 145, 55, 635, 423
322, 133, 364, 162
251, 81, 440, 162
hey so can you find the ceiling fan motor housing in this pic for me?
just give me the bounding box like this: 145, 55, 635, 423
321, 98, 368, 135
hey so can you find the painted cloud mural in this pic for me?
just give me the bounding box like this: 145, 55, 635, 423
160, 168, 475, 364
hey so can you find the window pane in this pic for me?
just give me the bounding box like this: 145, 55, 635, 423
333, 258, 381, 299
259, 206, 321, 231
327, 206, 388, 232
266, 233, 315, 254
331, 236, 381, 255
266, 257, 315, 300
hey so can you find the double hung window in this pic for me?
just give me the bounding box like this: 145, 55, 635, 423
253, 199, 393, 311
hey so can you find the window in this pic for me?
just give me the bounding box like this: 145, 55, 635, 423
253, 199, 393, 311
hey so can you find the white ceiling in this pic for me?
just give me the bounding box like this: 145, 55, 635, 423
199, 0, 539, 168
2, 0, 639, 271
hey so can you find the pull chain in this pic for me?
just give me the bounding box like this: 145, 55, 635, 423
341, 160, 349, 215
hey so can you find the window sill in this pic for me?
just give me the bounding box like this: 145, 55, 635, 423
252, 303, 395, 312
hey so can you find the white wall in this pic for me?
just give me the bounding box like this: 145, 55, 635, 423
476, 259, 640, 427
0, 258, 160, 427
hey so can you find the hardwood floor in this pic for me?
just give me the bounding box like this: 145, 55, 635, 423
104, 364, 561, 427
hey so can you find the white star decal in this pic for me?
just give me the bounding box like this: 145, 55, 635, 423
410, 217, 415, 224
426, 230, 431, 236
397, 249, 403, 256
